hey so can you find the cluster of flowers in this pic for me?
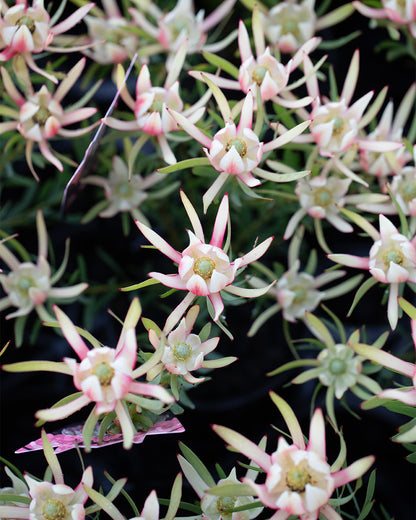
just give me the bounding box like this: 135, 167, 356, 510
1, 1, 416, 520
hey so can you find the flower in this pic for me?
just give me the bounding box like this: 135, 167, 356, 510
261, 0, 317, 54
24, 475, 90, 520
0, 431, 93, 520
354, 0, 416, 38
81, 0, 139, 65
0, 58, 98, 178
213, 392, 374, 520
260, 0, 354, 54
355, 146, 416, 235
358, 83, 416, 182
83, 473, 185, 520
189, 6, 318, 108
134, 191, 274, 332
286, 175, 353, 238
352, 318, 416, 441
82, 155, 164, 223
267, 312, 384, 427
169, 87, 310, 210
0, 467, 29, 503
3, 299, 174, 449
178, 441, 263, 520
182, 465, 263, 520
247, 227, 360, 336
202, 92, 263, 186
389, 164, 416, 216
104, 41, 209, 165
0, 210, 87, 323
0, 0, 94, 81
283, 173, 390, 240
328, 213, 416, 329
293, 50, 402, 185
145, 304, 235, 386
316, 343, 363, 397
129, 0, 237, 67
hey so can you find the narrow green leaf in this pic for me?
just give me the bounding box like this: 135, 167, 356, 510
82, 406, 100, 453
202, 51, 239, 79
158, 157, 210, 174
178, 442, 216, 488
2, 360, 72, 375
121, 278, 160, 291
206, 483, 255, 496
347, 277, 378, 317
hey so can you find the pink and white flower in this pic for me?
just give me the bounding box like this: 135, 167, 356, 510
284, 173, 390, 240
180, 462, 263, 520
135, 191, 274, 333
213, 393, 374, 520
354, 320, 416, 405
329, 213, 416, 329
260, 0, 354, 54
261, 0, 317, 54
83, 0, 139, 65
0, 0, 94, 81
190, 6, 318, 108
353, 318, 416, 441
18, 300, 175, 449
236, 10, 318, 107
292, 50, 403, 184
146, 305, 233, 385
0, 210, 87, 322
358, 83, 416, 181
24, 473, 92, 520
354, 0, 416, 38
356, 147, 416, 235
0, 58, 98, 178
0, 431, 93, 520
129, 0, 237, 67
104, 41, 209, 165
170, 88, 310, 210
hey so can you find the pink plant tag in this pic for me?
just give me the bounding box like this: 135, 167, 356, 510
16, 416, 184, 454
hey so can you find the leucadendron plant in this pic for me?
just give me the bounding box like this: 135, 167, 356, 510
1, 1, 415, 519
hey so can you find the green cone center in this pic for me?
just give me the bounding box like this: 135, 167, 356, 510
401, 181, 416, 202
283, 19, 298, 34
332, 116, 345, 135
252, 66, 268, 85
216, 496, 236, 516
292, 286, 307, 304
33, 107, 51, 126
116, 181, 134, 197
226, 138, 247, 157
172, 342, 192, 361
313, 187, 333, 207
193, 256, 215, 280
42, 499, 67, 520
93, 361, 114, 386
286, 465, 311, 492
18, 276, 34, 292
329, 357, 347, 375
150, 99, 164, 113
171, 18, 189, 40
18, 16, 36, 32
383, 248, 403, 266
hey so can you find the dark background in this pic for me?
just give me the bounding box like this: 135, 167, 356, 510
1, 1, 416, 519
